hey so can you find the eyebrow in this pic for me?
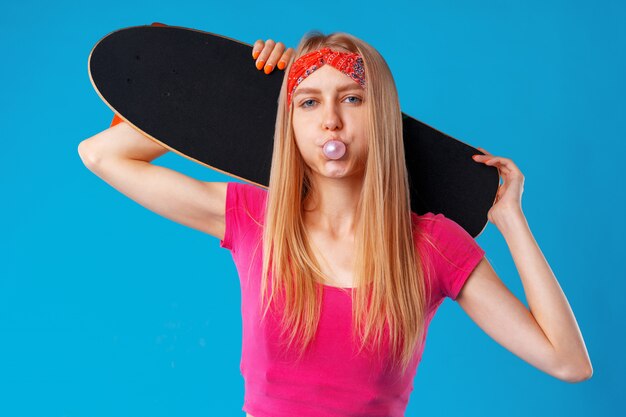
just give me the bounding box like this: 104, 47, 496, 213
293, 84, 363, 97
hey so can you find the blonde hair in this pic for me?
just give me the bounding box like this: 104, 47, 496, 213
259, 30, 432, 376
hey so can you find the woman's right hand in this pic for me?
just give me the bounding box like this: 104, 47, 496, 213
252, 39, 294, 74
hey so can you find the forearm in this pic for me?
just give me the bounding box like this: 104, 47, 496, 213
79, 121, 169, 164
493, 209, 592, 378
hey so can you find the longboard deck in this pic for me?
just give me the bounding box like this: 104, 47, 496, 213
88, 24, 499, 237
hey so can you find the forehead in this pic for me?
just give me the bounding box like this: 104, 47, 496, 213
293, 65, 363, 97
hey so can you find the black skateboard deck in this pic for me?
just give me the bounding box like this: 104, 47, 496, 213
88, 24, 499, 237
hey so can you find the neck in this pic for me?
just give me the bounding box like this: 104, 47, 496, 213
303, 174, 363, 239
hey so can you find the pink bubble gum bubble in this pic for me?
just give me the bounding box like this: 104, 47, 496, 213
323, 140, 346, 160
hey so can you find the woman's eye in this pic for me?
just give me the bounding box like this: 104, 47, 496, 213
345, 96, 362, 104
301, 99, 316, 108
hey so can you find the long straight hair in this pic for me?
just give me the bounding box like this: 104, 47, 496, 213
259, 30, 432, 376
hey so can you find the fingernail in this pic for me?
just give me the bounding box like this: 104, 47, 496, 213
252, 50, 260, 59
277, 61, 285, 70
264, 64, 273, 74
256, 60, 265, 70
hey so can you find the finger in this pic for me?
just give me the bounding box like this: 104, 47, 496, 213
474, 156, 505, 176
472, 153, 498, 163
256, 39, 276, 70
472, 152, 516, 176
485, 157, 514, 176
476, 146, 491, 155
484, 157, 506, 171
485, 156, 515, 171
278, 47, 295, 70
264, 42, 286, 74
252, 39, 264, 59
484, 156, 500, 165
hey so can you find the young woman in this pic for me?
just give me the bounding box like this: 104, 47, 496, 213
78, 32, 592, 417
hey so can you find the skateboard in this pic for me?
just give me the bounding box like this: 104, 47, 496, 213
88, 23, 499, 237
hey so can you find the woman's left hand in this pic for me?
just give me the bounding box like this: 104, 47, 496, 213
472, 147, 525, 224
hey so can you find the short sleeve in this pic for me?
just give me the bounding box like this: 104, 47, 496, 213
424, 213, 486, 300
219, 182, 267, 253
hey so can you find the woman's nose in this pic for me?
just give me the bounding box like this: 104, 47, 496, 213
322, 103, 342, 130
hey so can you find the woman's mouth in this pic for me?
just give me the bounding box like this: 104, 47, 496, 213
322, 139, 346, 160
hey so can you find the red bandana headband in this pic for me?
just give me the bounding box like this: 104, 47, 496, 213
286, 47, 366, 107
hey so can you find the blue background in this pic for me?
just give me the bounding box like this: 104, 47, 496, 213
1, 0, 623, 415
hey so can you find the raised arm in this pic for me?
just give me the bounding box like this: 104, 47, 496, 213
78, 121, 228, 239
78, 37, 294, 239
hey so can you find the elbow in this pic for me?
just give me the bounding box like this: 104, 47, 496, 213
558, 360, 593, 383
576, 362, 594, 382
78, 140, 101, 168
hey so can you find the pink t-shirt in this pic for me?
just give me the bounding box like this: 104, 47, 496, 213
220, 182, 485, 417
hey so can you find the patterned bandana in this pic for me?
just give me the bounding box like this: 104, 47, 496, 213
286, 47, 366, 107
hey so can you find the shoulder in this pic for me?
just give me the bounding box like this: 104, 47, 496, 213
411, 211, 470, 242
411, 211, 485, 301
226, 182, 268, 215
410, 211, 446, 239
227, 181, 268, 198
220, 182, 268, 251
